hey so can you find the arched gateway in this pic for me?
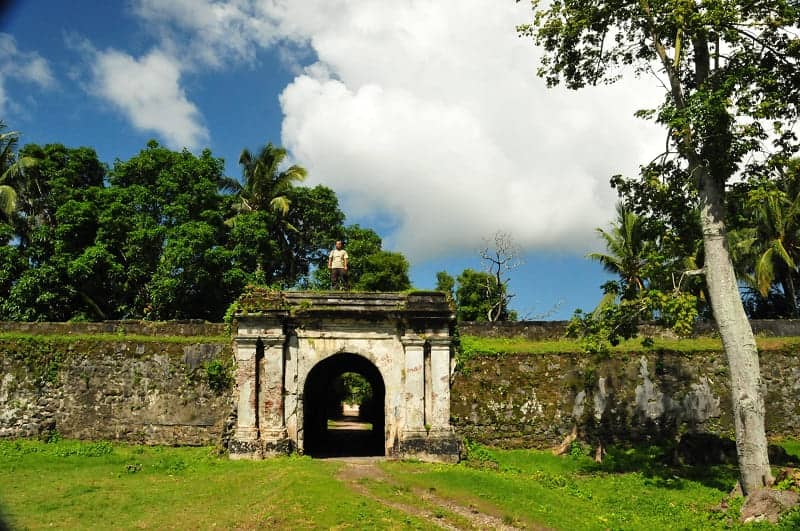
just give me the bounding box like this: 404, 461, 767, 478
229, 290, 460, 463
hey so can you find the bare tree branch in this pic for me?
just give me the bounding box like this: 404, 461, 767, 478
479, 231, 525, 322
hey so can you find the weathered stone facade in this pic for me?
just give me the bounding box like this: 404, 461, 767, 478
230, 290, 461, 463
2, 318, 800, 453
0, 327, 232, 445
452, 348, 800, 448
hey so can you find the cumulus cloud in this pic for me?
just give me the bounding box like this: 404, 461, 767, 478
272, 1, 664, 258
0, 33, 55, 115
122, 0, 665, 259
76, 0, 286, 151
89, 48, 208, 150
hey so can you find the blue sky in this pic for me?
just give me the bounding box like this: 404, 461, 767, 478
0, 1, 668, 319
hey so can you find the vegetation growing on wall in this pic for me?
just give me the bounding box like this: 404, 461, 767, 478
232, 285, 288, 314
203, 358, 233, 394
0, 332, 231, 393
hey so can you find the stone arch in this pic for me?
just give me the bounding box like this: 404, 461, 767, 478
229, 291, 460, 463
302, 352, 386, 457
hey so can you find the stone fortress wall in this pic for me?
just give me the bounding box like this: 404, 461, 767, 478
0, 321, 233, 445
1, 319, 798, 449
454, 320, 800, 448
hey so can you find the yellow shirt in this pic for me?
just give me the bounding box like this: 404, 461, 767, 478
329, 249, 348, 269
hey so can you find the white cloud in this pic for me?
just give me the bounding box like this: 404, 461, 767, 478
123, 1, 666, 259
0, 33, 55, 115
272, 1, 664, 259
76, 0, 286, 150
132, 0, 285, 69
89, 48, 208, 150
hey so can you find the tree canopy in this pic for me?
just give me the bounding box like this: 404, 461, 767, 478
435, 268, 516, 322
0, 138, 412, 321
309, 224, 412, 291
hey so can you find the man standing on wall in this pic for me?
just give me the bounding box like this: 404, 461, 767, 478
328, 240, 349, 290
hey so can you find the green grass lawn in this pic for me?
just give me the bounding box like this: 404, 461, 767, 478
459, 334, 800, 355
383, 444, 799, 530
1, 438, 799, 530
0, 439, 432, 530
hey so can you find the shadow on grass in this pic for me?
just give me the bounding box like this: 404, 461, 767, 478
578, 443, 738, 492
578, 434, 799, 493
0, 502, 11, 531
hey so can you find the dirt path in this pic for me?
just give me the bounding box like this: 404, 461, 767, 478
335, 457, 530, 530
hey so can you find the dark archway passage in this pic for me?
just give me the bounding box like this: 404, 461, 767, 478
303, 353, 386, 457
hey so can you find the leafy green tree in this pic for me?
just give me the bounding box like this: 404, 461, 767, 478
236, 142, 307, 216
0, 144, 108, 321
312, 224, 379, 288
354, 251, 411, 291
109, 140, 231, 228
148, 221, 246, 320
105, 141, 239, 319
1, 264, 77, 321
609, 168, 710, 316
0, 230, 24, 299
454, 269, 512, 322
227, 210, 280, 285
342, 226, 412, 291
0, 183, 13, 224
519, 0, 800, 493
282, 185, 345, 284
338, 225, 382, 281
228, 185, 345, 287
335, 372, 373, 406
0, 140, 245, 321
573, 200, 700, 349
435, 271, 455, 300
93, 184, 167, 317
310, 225, 411, 291
3, 143, 102, 248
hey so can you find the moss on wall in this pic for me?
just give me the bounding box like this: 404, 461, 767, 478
3, 321, 799, 450
451, 347, 800, 449
0, 326, 234, 445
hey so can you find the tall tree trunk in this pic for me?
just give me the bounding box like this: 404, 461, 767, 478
697, 165, 773, 495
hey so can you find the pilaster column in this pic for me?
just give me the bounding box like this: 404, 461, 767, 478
258, 337, 287, 442
402, 336, 426, 432
233, 337, 259, 442
428, 338, 453, 432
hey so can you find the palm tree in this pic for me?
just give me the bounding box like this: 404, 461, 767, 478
0, 182, 14, 223
734, 184, 800, 316
588, 203, 651, 303
0, 124, 21, 223
235, 142, 307, 215
230, 142, 308, 284
0, 122, 39, 225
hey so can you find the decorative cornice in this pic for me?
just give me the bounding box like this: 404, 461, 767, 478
234, 336, 285, 347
